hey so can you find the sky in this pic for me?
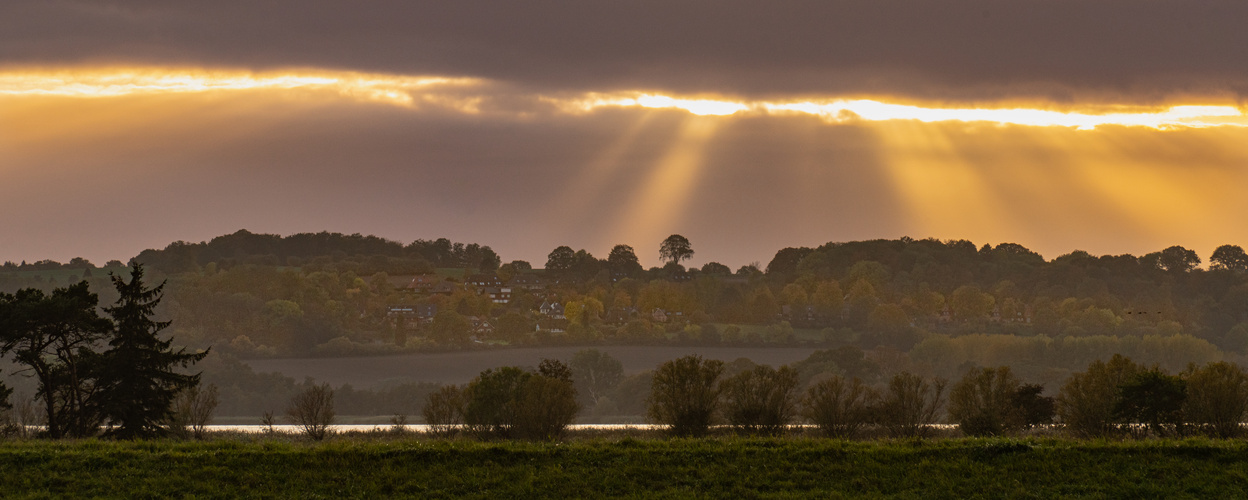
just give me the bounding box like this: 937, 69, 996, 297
3, 1, 1248, 269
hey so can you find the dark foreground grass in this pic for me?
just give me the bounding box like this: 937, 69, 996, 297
3, 437, 1247, 498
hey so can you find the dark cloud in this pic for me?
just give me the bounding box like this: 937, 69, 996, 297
3, 1, 1248, 102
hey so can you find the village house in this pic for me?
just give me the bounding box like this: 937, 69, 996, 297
483, 286, 512, 304
466, 273, 504, 287
538, 300, 566, 319
407, 274, 441, 291
507, 273, 546, 291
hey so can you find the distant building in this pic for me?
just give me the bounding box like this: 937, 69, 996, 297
406, 274, 441, 291
508, 274, 545, 291
484, 287, 512, 304
467, 274, 504, 288
429, 282, 457, 295
538, 300, 566, 319
651, 308, 669, 323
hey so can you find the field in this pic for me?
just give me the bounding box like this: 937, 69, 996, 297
245, 345, 822, 387
3, 436, 1247, 498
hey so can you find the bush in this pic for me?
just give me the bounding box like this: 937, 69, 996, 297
719, 365, 800, 435
948, 366, 1021, 436
1114, 369, 1186, 437
462, 360, 579, 440
1012, 384, 1056, 429
285, 383, 335, 441
801, 375, 876, 438
464, 367, 528, 439
422, 385, 465, 437
879, 372, 946, 438
647, 355, 725, 437
1183, 362, 1248, 438
1057, 355, 1139, 438
513, 375, 579, 440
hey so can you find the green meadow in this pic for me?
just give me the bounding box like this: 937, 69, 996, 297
3, 436, 1247, 498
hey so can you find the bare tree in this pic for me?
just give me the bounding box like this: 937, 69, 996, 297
802, 376, 877, 439
879, 372, 947, 438
647, 355, 724, 437
286, 383, 335, 441
719, 365, 800, 435
171, 383, 220, 439
422, 385, 465, 437
260, 411, 277, 434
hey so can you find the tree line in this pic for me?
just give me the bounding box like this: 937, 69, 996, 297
418, 352, 1248, 441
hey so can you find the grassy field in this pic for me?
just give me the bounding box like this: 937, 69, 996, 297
3, 436, 1247, 498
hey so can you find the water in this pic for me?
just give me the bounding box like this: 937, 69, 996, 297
205, 424, 663, 433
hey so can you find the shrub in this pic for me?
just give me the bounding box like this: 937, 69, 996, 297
1012, 384, 1056, 429
1113, 369, 1186, 437
1183, 362, 1248, 438
879, 372, 946, 438
949, 366, 1021, 436
286, 383, 335, 441
462, 360, 580, 440
422, 385, 465, 437
464, 367, 528, 439
719, 365, 800, 435
1057, 354, 1139, 438
801, 375, 876, 438
647, 355, 725, 437
513, 375, 579, 440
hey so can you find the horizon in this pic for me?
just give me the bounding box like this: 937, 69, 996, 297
2, 228, 1234, 273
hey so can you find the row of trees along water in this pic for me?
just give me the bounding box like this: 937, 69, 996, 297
4, 231, 1248, 360
411, 353, 1248, 441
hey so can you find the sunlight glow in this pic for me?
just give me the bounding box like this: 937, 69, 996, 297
763, 101, 1245, 130
3, 67, 1247, 130
0, 68, 481, 108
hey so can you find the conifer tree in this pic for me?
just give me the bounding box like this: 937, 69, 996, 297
99, 264, 207, 439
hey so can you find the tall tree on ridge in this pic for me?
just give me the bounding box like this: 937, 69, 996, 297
659, 235, 694, 267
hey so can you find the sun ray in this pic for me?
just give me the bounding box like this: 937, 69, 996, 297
545, 112, 657, 232
611, 116, 720, 253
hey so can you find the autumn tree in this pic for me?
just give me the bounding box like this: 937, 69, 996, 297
949, 285, 995, 321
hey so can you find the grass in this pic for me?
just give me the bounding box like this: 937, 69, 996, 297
3, 435, 1247, 498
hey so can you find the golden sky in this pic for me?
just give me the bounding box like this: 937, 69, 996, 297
4, 1, 1248, 267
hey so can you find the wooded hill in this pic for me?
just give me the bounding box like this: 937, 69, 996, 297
3, 231, 1247, 366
